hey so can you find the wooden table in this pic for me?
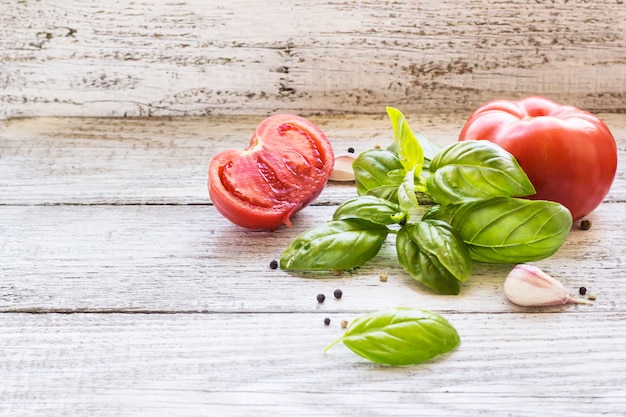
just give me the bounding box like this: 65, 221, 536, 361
1, 113, 625, 416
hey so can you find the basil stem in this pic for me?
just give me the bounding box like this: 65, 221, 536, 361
324, 307, 461, 366
280, 219, 389, 271
426, 141, 536, 205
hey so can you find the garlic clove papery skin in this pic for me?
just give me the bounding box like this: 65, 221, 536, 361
329, 154, 356, 182
504, 264, 592, 307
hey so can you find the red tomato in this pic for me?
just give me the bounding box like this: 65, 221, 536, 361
458, 96, 617, 220
208, 114, 334, 230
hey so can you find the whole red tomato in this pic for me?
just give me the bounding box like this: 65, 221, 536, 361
208, 114, 334, 230
458, 96, 617, 220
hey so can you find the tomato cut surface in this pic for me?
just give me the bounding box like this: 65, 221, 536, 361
209, 114, 334, 230
458, 96, 617, 220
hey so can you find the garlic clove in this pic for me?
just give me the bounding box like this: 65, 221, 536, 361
504, 264, 593, 307
329, 154, 356, 182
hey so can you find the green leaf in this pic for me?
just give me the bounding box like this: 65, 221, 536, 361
280, 219, 389, 271
444, 197, 573, 263
386, 107, 424, 174
387, 134, 440, 171
397, 167, 420, 219
324, 307, 461, 366
353, 148, 404, 202
411, 219, 472, 282
426, 141, 536, 205
396, 226, 461, 295
333, 195, 405, 225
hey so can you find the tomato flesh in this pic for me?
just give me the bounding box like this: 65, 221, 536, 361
458, 96, 618, 220
209, 114, 334, 230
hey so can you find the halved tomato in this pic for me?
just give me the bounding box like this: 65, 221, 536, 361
208, 114, 334, 230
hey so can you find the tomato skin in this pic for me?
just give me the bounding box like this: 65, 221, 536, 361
458, 96, 617, 220
208, 114, 334, 231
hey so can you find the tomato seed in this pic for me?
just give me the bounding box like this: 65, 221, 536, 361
269, 260, 278, 269
334, 289, 343, 299
588, 293, 597, 301
380, 272, 388, 282
340, 320, 348, 328
317, 293, 326, 303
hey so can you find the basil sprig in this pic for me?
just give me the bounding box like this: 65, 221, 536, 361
280, 107, 573, 295
324, 307, 461, 366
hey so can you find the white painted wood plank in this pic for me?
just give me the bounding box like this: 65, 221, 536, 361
1, 114, 625, 205
1, 0, 624, 119
1, 312, 625, 417
1, 202, 623, 313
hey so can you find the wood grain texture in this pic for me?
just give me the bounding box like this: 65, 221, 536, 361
1, 0, 625, 119
1, 113, 625, 205
1, 202, 624, 314
1, 114, 625, 416
2, 312, 626, 417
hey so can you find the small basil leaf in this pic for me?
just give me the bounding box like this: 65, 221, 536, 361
280, 219, 389, 271
411, 219, 472, 282
396, 226, 461, 295
353, 148, 403, 202
426, 141, 536, 205
397, 168, 420, 219
445, 197, 573, 263
324, 307, 461, 366
386, 168, 406, 182
387, 134, 440, 171
386, 107, 424, 174
333, 195, 404, 225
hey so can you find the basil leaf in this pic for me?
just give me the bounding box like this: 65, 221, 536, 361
353, 148, 404, 202
324, 307, 461, 366
333, 195, 405, 225
386, 107, 424, 174
396, 226, 461, 295
426, 141, 536, 205
387, 134, 440, 171
397, 168, 420, 220
411, 219, 472, 282
280, 219, 389, 271
444, 197, 573, 263
421, 204, 448, 222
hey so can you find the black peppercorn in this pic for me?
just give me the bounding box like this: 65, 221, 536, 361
317, 293, 326, 303
269, 260, 278, 269
579, 286, 587, 296
580, 220, 592, 230
347, 147, 355, 153
324, 317, 331, 325
333, 289, 343, 299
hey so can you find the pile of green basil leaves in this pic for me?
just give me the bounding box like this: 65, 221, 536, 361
280, 107, 573, 295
